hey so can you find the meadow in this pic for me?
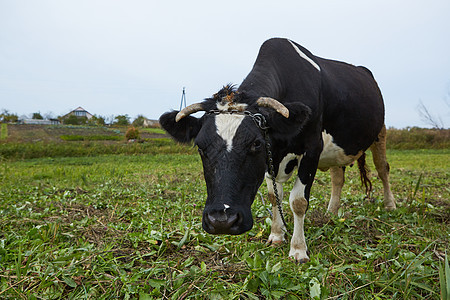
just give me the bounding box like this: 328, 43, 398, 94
0, 125, 449, 299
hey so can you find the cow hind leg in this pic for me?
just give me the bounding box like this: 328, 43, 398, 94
266, 176, 286, 245
327, 166, 345, 214
370, 125, 396, 210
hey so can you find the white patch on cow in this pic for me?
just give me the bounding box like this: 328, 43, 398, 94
290, 176, 307, 201
288, 40, 321, 72
223, 204, 230, 210
274, 153, 302, 183
215, 114, 245, 152
266, 154, 302, 246
215, 101, 248, 152
266, 179, 286, 244
318, 131, 363, 170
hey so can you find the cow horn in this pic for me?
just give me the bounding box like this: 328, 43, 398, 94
175, 103, 205, 122
256, 97, 289, 118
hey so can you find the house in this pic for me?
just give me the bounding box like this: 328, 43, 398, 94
143, 118, 160, 128
63, 107, 94, 120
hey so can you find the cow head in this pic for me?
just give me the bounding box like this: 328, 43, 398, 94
159, 86, 311, 235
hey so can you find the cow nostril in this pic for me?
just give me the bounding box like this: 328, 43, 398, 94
227, 213, 238, 225
207, 213, 217, 225
206, 210, 240, 230
202, 208, 251, 235
207, 211, 226, 224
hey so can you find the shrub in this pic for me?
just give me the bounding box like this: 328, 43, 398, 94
32, 112, 43, 120
125, 126, 140, 141
386, 127, 450, 149
87, 115, 106, 126
132, 115, 146, 127
63, 115, 88, 125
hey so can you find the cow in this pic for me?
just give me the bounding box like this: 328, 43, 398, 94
159, 38, 396, 263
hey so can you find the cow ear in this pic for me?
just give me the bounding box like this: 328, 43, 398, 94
159, 111, 202, 143
261, 102, 311, 140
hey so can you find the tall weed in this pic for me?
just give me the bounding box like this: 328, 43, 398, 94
439, 252, 450, 300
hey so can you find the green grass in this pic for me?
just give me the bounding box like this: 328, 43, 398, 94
140, 128, 167, 135
0, 144, 448, 299
0, 123, 7, 140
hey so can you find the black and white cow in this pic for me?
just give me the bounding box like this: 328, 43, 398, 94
160, 38, 396, 262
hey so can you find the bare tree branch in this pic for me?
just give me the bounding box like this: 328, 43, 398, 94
416, 100, 444, 129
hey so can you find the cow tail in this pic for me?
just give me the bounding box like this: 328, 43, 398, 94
357, 153, 372, 199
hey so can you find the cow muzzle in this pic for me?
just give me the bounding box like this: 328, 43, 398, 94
202, 204, 252, 235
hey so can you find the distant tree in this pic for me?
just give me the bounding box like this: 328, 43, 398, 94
417, 86, 450, 129
113, 115, 130, 126
417, 100, 445, 129
132, 115, 147, 127
105, 115, 115, 125
0, 110, 19, 123
88, 115, 106, 126
63, 115, 87, 125
0, 109, 7, 122
43, 111, 55, 119
5, 114, 18, 123
32, 112, 44, 120
96, 115, 106, 126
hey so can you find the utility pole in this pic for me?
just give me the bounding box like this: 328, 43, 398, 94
179, 87, 187, 111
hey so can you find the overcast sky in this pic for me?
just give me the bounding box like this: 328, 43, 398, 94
1, 0, 449, 128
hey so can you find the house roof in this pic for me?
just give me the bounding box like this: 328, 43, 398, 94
73, 106, 89, 112
62, 106, 94, 119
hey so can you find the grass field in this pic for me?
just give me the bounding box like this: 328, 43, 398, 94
0, 126, 449, 299
0, 123, 7, 140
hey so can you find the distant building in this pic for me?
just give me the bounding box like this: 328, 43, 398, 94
21, 118, 60, 125
143, 118, 160, 128
63, 107, 94, 120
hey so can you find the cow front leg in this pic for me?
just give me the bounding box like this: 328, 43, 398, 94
327, 166, 345, 214
289, 176, 310, 263
265, 175, 286, 245
288, 147, 320, 263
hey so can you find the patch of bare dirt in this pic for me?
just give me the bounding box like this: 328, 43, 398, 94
308, 209, 331, 227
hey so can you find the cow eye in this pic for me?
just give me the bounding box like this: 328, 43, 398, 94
250, 140, 263, 153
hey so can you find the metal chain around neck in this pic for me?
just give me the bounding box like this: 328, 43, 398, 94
260, 124, 289, 230
248, 113, 289, 230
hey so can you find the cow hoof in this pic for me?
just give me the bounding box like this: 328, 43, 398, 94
269, 240, 284, 247
290, 257, 309, 264
267, 233, 285, 245
289, 249, 309, 263
327, 207, 339, 215
384, 204, 396, 211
